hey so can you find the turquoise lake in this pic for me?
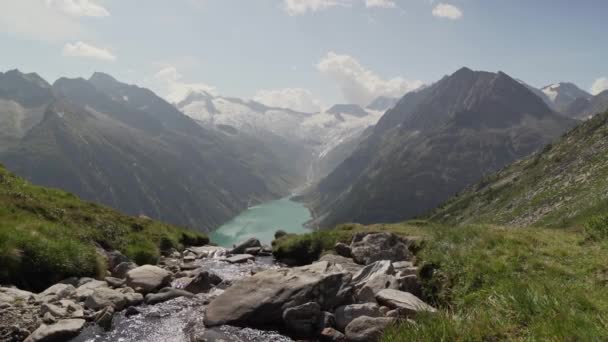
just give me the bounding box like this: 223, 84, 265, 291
210, 197, 312, 247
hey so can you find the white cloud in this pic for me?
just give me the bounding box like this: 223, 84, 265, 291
0, 0, 85, 42
317, 51, 423, 106
254, 88, 322, 112
365, 0, 396, 8
591, 77, 608, 95
153, 66, 216, 103
283, 0, 352, 15
45, 0, 110, 17
62, 41, 116, 61
432, 3, 462, 19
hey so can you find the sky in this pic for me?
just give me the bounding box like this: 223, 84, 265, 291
1, 0, 607, 111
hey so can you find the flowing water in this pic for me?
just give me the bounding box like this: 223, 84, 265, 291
210, 197, 312, 247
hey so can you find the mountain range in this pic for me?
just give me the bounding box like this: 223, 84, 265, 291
306, 67, 579, 228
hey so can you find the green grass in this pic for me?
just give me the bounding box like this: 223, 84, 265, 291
274, 221, 608, 340
0, 164, 207, 291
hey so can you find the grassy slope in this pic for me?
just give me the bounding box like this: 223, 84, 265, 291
431, 111, 608, 228
0, 164, 207, 291
273, 222, 608, 340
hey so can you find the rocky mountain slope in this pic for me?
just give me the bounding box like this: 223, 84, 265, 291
563, 90, 608, 120
307, 67, 577, 228
541, 82, 592, 111
0, 70, 298, 232
431, 110, 608, 227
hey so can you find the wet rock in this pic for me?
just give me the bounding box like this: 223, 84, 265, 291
112, 262, 138, 279
335, 303, 383, 331
282, 302, 322, 337
144, 288, 194, 305
334, 243, 352, 258
320, 327, 346, 341
183, 271, 223, 294
104, 277, 125, 288
350, 232, 411, 265
24, 319, 86, 342
344, 316, 396, 342
126, 265, 172, 294
204, 261, 352, 328
84, 288, 128, 311
225, 254, 255, 264
375, 289, 436, 317
231, 238, 261, 254
94, 306, 114, 331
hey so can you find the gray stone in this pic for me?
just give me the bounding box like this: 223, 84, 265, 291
144, 288, 194, 305
112, 262, 137, 279
94, 306, 114, 331
334, 243, 352, 258
231, 238, 262, 254
74, 280, 109, 301
320, 327, 345, 341
344, 316, 396, 342
375, 289, 436, 317
39, 284, 75, 302
84, 288, 128, 311
186, 246, 227, 259
225, 254, 255, 264
282, 302, 322, 336
183, 255, 196, 263
0, 287, 37, 304
319, 254, 363, 275
356, 274, 401, 303
183, 271, 223, 294
350, 232, 412, 265
398, 274, 422, 297
107, 250, 130, 271
104, 277, 125, 288
42, 312, 56, 324
204, 261, 353, 328
24, 319, 86, 342
126, 265, 172, 294
245, 247, 262, 255
335, 303, 382, 331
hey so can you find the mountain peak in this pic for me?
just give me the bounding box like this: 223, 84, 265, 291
89, 72, 119, 84
541, 82, 591, 108
326, 104, 368, 117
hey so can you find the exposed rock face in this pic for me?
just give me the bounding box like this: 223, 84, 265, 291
318, 254, 363, 275
344, 316, 396, 342
204, 261, 353, 328
126, 265, 172, 294
282, 302, 323, 336
24, 319, 86, 342
334, 303, 383, 331
350, 233, 412, 265
231, 238, 262, 254
375, 289, 436, 317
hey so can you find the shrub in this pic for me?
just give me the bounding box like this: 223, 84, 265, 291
584, 214, 608, 241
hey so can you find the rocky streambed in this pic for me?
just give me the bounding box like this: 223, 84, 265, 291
0, 232, 435, 342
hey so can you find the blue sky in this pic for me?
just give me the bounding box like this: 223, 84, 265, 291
1, 0, 607, 111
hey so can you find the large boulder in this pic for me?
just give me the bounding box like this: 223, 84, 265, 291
126, 265, 172, 294
351, 261, 400, 303
344, 316, 396, 342
112, 262, 138, 279
375, 289, 436, 317
39, 284, 75, 303
231, 238, 261, 254
0, 287, 37, 304
183, 271, 223, 294
74, 280, 109, 301
334, 303, 383, 331
282, 302, 323, 337
334, 243, 352, 258
204, 261, 353, 328
84, 288, 128, 311
350, 232, 412, 265
319, 255, 363, 275
24, 319, 86, 342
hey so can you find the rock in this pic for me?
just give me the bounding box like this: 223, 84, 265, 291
0, 287, 37, 304
375, 289, 436, 317
104, 277, 125, 288
74, 280, 108, 301
320, 327, 346, 341
76, 278, 95, 287
335, 303, 383, 331
126, 265, 172, 294
350, 232, 411, 265
225, 254, 255, 264
398, 274, 422, 297
274, 230, 288, 240
41, 302, 67, 318
112, 262, 138, 279
319, 254, 363, 275
124, 306, 141, 317
59, 277, 79, 287
170, 251, 182, 259
282, 302, 322, 336
356, 274, 401, 303
39, 284, 75, 302
231, 238, 262, 254
392, 261, 414, 271
107, 250, 130, 270
379, 306, 390, 316
352, 260, 394, 286
117, 288, 144, 307
204, 261, 353, 328
24, 319, 86, 342
183, 271, 223, 294
94, 306, 114, 331
344, 316, 396, 342
245, 247, 262, 255
144, 288, 194, 305
334, 243, 352, 258
183, 255, 196, 263
42, 312, 56, 324
186, 246, 227, 259
84, 288, 128, 311
321, 311, 336, 330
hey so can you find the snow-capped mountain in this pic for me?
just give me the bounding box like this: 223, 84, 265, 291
177, 91, 384, 182
541, 82, 592, 110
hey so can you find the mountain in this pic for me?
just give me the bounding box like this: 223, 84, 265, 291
366, 96, 399, 112
563, 90, 608, 120
541, 82, 592, 110
178, 91, 384, 183
307, 67, 576, 228
0, 70, 298, 232
431, 109, 608, 227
